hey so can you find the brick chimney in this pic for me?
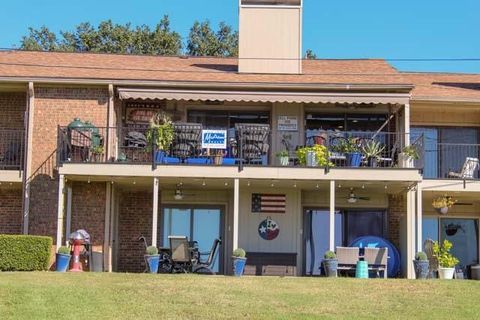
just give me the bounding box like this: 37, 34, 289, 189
238, 0, 303, 74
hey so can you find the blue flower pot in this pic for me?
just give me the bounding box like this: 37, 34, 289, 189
346, 152, 362, 167
233, 257, 247, 277
146, 255, 160, 274
155, 151, 165, 163
56, 253, 71, 272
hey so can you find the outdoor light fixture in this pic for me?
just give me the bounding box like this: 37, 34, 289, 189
247, 181, 251, 187
202, 180, 206, 186
293, 181, 297, 188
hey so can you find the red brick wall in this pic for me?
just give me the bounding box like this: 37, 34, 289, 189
29, 87, 109, 241
0, 188, 23, 234
117, 190, 153, 272
0, 92, 26, 129
388, 194, 406, 249
71, 181, 106, 247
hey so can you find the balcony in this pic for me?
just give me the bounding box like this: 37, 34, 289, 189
423, 143, 480, 180
57, 125, 423, 171
0, 129, 24, 171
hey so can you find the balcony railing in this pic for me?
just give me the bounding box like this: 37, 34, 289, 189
423, 143, 480, 179
57, 125, 423, 171
0, 129, 24, 171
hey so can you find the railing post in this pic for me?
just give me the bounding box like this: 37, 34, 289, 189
151, 129, 157, 171
56, 125, 61, 168
238, 127, 244, 172
325, 131, 331, 174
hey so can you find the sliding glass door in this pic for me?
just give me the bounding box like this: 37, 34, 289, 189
162, 206, 223, 273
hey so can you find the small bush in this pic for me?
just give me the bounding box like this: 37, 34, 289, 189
233, 248, 246, 258
57, 246, 71, 255
415, 252, 428, 261
324, 250, 337, 259
146, 246, 158, 256
0, 235, 52, 271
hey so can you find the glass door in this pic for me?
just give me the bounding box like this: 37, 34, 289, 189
162, 206, 223, 273
440, 218, 479, 270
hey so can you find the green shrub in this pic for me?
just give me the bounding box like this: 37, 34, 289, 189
146, 246, 158, 256
296, 144, 331, 167
57, 246, 71, 255
433, 240, 459, 268
415, 252, 428, 261
324, 250, 337, 259
0, 235, 52, 271
232, 248, 246, 258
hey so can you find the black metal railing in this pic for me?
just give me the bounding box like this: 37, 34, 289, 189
0, 129, 24, 170
423, 143, 480, 179
57, 124, 423, 171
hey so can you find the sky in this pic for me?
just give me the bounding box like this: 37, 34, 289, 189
0, 0, 479, 73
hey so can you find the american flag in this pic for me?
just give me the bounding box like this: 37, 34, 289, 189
251, 194, 286, 214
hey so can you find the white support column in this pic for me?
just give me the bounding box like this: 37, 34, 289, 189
103, 182, 112, 272
152, 177, 159, 247
65, 185, 73, 245
233, 178, 240, 250
56, 174, 66, 249
404, 103, 411, 148
22, 82, 35, 234
416, 183, 423, 252
329, 180, 335, 251
406, 189, 416, 279
106, 84, 115, 161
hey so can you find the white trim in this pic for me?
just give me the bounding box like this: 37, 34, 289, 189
152, 178, 159, 247
329, 180, 335, 251
65, 185, 73, 244
56, 174, 65, 249
233, 179, 240, 250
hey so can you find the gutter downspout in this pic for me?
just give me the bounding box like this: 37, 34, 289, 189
21, 82, 34, 234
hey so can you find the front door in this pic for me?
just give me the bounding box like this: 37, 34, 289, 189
161, 206, 224, 273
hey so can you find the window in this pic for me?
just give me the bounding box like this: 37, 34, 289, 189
187, 110, 270, 129
305, 113, 390, 132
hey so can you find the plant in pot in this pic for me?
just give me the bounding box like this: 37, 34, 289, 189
399, 145, 419, 168
323, 250, 338, 277
433, 240, 459, 279
89, 145, 104, 162
232, 248, 247, 277
432, 195, 456, 214
296, 144, 331, 168
213, 150, 225, 165
336, 137, 362, 167
361, 140, 385, 168
145, 246, 160, 274
413, 252, 429, 279
276, 150, 289, 166
146, 111, 174, 164
56, 246, 71, 272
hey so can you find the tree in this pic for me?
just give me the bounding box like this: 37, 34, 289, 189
305, 49, 317, 60
186, 20, 238, 57
20, 16, 183, 55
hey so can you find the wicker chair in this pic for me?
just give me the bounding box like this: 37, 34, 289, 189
364, 247, 388, 278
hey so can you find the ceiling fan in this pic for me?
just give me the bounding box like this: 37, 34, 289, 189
345, 188, 370, 204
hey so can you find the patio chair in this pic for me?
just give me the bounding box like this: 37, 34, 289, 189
235, 123, 270, 165
192, 238, 222, 275
424, 239, 439, 278
364, 247, 388, 278
171, 123, 203, 161
336, 247, 359, 276
448, 157, 479, 179
168, 236, 195, 273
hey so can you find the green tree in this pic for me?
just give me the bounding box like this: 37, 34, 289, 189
187, 20, 238, 57
305, 49, 317, 59
21, 26, 59, 51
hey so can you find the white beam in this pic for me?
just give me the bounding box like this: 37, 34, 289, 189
416, 183, 423, 252
56, 174, 65, 249
404, 103, 411, 148
106, 84, 115, 160
233, 178, 240, 250
329, 180, 335, 251
103, 182, 112, 272
65, 185, 73, 244
22, 82, 35, 234
152, 177, 159, 247
406, 189, 416, 279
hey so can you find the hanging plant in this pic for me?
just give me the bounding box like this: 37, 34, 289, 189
145, 111, 174, 152
432, 194, 456, 214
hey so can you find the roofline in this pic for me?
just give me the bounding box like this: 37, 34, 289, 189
411, 97, 480, 104
0, 76, 414, 93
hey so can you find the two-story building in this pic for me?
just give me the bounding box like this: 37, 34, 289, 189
0, 0, 479, 278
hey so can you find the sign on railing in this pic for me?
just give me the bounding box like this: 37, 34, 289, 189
201, 130, 227, 149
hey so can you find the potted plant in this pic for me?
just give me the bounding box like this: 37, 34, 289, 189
433, 240, 459, 279
399, 145, 419, 168
213, 150, 224, 165
276, 150, 289, 166
432, 195, 456, 214
145, 246, 160, 274
89, 145, 104, 162
296, 144, 331, 168
361, 140, 385, 168
146, 111, 174, 163
56, 246, 71, 272
232, 248, 247, 277
323, 250, 338, 277
413, 252, 429, 279
336, 137, 362, 167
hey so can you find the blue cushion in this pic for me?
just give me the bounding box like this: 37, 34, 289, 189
186, 157, 210, 164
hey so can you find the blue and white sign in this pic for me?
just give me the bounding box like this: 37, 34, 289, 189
201, 130, 227, 149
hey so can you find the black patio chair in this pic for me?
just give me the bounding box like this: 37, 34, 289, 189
235, 123, 270, 165
168, 236, 195, 273
192, 238, 222, 275
171, 123, 203, 160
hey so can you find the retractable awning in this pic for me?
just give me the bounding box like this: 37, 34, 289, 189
117, 87, 410, 105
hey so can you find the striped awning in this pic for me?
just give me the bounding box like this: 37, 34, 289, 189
117, 87, 409, 105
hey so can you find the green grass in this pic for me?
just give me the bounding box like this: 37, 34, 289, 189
1, 273, 480, 319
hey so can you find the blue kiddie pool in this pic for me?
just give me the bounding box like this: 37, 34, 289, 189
349, 236, 401, 278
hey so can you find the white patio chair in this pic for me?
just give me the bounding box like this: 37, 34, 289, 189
448, 157, 479, 179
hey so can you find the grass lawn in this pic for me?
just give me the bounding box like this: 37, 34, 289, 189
1, 273, 480, 319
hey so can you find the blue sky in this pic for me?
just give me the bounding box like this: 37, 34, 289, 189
0, 0, 479, 73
